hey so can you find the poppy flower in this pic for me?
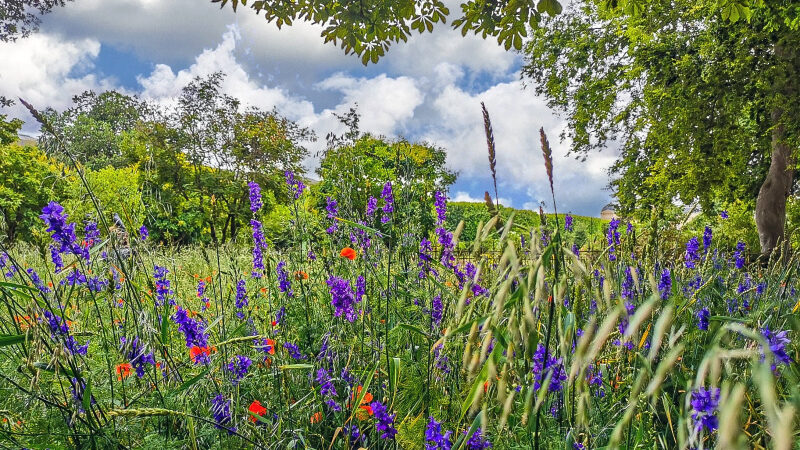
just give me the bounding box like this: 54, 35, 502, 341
264, 338, 276, 355
340, 247, 357, 260
116, 363, 132, 380
248, 400, 267, 423
349, 386, 374, 418
294, 270, 309, 280
310, 411, 322, 423
190, 346, 212, 363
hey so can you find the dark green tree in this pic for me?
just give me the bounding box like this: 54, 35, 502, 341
1, 0, 72, 41
522, 0, 800, 255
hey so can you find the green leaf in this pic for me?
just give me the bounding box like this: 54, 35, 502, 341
169, 367, 210, 397
393, 322, 428, 338
82, 379, 93, 413
279, 363, 314, 370
347, 362, 378, 424
389, 357, 401, 401
0, 334, 25, 347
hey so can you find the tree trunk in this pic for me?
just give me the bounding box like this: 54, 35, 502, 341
755, 42, 797, 257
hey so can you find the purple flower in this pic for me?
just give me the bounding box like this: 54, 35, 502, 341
720, 210, 729, 219
761, 327, 792, 371
316, 368, 337, 397
434, 191, 447, 226
436, 227, 455, 268
606, 219, 620, 261
734, 241, 746, 269
326, 196, 339, 233
703, 226, 712, 252
153, 265, 173, 306
84, 221, 99, 246
697, 307, 710, 331
121, 336, 156, 378
381, 181, 394, 224
248, 181, 262, 212
235, 279, 249, 318
251, 219, 267, 277
172, 306, 208, 349
532, 344, 567, 392
49, 245, 63, 270
431, 295, 443, 327
210, 394, 235, 433
327, 276, 359, 322
685, 237, 700, 268
285, 170, 305, 200
571, 243, 580, 257
227, 355, 253, 384
366, 196, 378, 217
139, 225, 149, 241
626, 221, 633, 234
425, 416, 452, 450
622, 266, 634, 301
564, 214, 573, 232
690, 387, 720, 433
465, 427, 492, 449
308, 249, 317, 261
658, 268, 672, 300
27, 268, 50, 293
355, 275, 366, 303
371, 400, 397, 440
276, 261, 293, 297
40, 201, 86, 261
283, 342, 306, 360
42, 309, 88, 355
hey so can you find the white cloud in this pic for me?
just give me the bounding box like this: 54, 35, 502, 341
0, 33, 118, 126
451, 191, 512, 207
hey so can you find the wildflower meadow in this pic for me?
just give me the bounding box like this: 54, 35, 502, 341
1, 101, 798, 449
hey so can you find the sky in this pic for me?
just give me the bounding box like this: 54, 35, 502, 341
0, 0, 617, 216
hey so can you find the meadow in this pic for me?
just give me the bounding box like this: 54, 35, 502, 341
1, 131, 798, 450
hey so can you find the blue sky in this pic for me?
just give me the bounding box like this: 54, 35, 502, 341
0, 0, 616, 216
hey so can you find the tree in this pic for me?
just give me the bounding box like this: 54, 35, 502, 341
213, 0, 563, 64
1, 0, 73, 41
316, 113, 456, 239
522, 1, 800, 256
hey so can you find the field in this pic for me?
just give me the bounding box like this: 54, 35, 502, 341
0, 169, 798, 450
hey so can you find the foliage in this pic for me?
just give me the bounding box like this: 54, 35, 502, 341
522, 0, 800, 229
0, 0, 73, 42
62, 165, 145, 233
213, 0, 563, 64
0, 143, 66, 243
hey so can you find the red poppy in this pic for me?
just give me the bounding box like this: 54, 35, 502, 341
294, 270, 309, 280
190, 346, 212, 363
349, 385, 374, 416
310, 411, 322, 423
339, 247, 357, 260
116, 363, 132, 380
248, 400, 267, 423
264, 338, 276, 355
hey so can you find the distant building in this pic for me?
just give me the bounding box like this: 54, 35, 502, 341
600, 203, 618, 221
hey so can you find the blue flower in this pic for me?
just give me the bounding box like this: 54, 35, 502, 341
564, 214, 573, 231
366, 196, 378, 217
690, 387, 720, 433
285, 170, 305, 199
532, 344, 567, 392
227, 355, 253, 384
121, 336, 156, 377
172, 306, 208, 349
434, 191, 447, 226
734, 241, 746, 269
327, 276, 359, 322
697, 307, 710, 331
276, 261, 293, 297
380, 181, 394, 224
761, 327, 792, 371
139, 225, 149, 241
703, 226, 712, 252
720, 210, 729, 219
248, 181, 262, 212
425, 416, 452, 450
283, 342, 306, 360
153, 265, 174, 306
465, 427, 492, 449
371, 400, 397, 440
685, 237, 700, 268
210, 394, 235, 433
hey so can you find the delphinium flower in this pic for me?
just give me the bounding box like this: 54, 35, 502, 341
172, 306, 208, 349
733, 241, 746, 269
325, 196, 339, 233
380, 181, 394, 224
40, 201, 87, 261
210, 394, 235, 433
702, 226, 712, 253
419, 238, 435, 279
606, 219, 620, 261
572, 243, 580, 257
690, 387, 720, 433
760, 327, 792, 371
621, 266, 635, 301
248, 181, 262, 212
86, 276, 107, 292
532, 344, 567, 392
371, 400, 397, 440
425, 416, 453, 450
587, 364, 605, 398
434, 191, 447, 225
355, 275, 366, 303
84, 221, 99, 247
327, 275, 359, 322
720, 210, 729, 219
564, 214, 573, 231
685, 237, 700, 268
250, 219, 267, 277
50, 245, 63, 271
308, 249, 317, 261
436, 226, 456, 269
366, 196, 378, 217
42, 309, 89, 355
276, 261, 293, 297
627, 221, 633, 234
433, 344, 451, 380
121, 336, 156, 378
70, 377, 95, 413
431, 295, 443, 327
283, 342, 306, 360
316, 368, 340, 411
540, 229, 550, 246
153, 265, 174, 306
139, 225, 148, 241
27, 268, 50, 293
697, 307, 710, 331
235, 279, 249, 319
285, 170, 305, 200
465, 428, 492, 449
344, 425, 363, 446
227, 355, 253, 385
197, 280, 210, 310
